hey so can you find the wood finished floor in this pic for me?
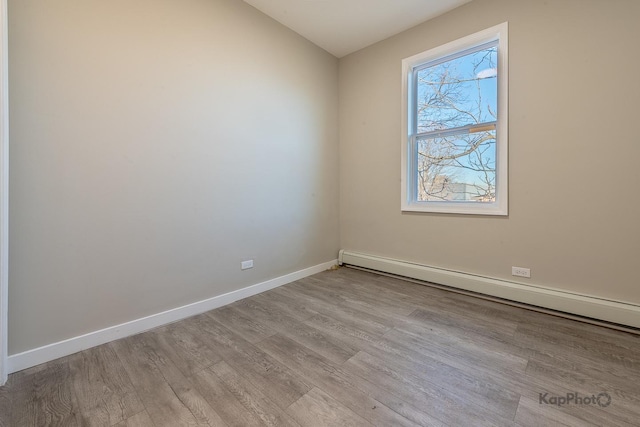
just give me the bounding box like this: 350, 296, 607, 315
1, 267, 639, 426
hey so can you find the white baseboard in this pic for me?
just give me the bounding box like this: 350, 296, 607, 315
338, 250, 640, 329
7, 259, 338, 374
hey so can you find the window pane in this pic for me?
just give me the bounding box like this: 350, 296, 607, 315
416, 128, 496, 202
416, 45, 497, 134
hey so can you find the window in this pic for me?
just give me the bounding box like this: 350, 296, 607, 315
401, 23, 508, 215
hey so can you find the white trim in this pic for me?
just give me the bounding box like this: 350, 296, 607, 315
0, 0, 8, 386
7, 259, 337, 373
338, 250, 640, 329
401, 22, 508, 216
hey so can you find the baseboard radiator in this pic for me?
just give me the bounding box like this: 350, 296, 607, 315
338, 249, 640, 332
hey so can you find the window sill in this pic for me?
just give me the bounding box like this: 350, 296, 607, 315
401, 201, 508, 216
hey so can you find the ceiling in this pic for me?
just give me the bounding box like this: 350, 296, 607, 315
242, 0, 473, 58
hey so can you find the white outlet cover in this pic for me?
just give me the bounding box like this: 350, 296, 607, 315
511, 266, 531, 278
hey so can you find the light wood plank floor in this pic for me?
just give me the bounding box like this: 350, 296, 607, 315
1, 267, 639, 426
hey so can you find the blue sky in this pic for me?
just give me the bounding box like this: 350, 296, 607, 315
415, 45, 498, 193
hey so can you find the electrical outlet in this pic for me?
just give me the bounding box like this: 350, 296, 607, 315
512, 266, 530, 278
241, 260, 254, 270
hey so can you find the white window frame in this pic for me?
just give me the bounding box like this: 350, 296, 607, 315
401, 22, 508, 215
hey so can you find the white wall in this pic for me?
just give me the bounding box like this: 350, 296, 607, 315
9, 0, 339, 354
339, 0, 640, 304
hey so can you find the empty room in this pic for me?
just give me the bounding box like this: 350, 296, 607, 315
0, 0, 639, 425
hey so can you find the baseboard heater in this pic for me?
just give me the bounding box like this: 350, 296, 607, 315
338, 249, 640, 333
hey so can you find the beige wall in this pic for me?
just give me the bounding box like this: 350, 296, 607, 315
9, 0, 640, 355
339, 0, 640, 304
9, 0, 339, 354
